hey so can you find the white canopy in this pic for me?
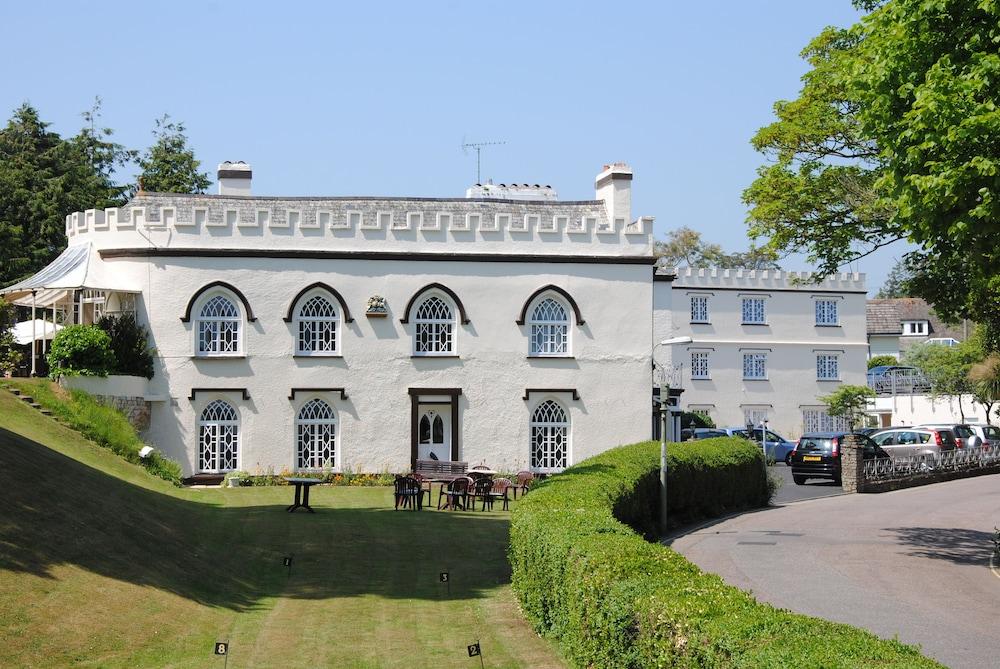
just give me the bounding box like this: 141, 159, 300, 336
0, 242, 139, 307
10, 319, 63, 345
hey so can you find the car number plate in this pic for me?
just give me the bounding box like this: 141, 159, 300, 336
803, 456, 822, 462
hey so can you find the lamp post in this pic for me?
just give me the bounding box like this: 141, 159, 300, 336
654, 336, 692, 535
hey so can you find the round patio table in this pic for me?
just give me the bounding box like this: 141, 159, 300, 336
284, 477, 322, 513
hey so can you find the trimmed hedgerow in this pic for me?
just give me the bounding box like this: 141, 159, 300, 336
509, 438, 941, 669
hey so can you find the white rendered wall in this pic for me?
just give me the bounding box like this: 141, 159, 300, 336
869, 335, 900, 359
657, 268, 868, 438
104, 255, 652, 476
871, 394, 989, 426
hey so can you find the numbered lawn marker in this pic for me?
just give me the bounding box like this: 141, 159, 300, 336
440, 570, 450, 596
467, 640, 484, 668
214, 641, 230, 669
283, 554, 293, 577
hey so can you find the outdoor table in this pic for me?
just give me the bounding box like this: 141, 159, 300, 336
467, 468, 496, 480
284, 477, 322, 513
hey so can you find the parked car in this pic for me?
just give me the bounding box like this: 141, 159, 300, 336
679, 427, 729, 441
966, 423, 1000, 448
918, 423, 982, 449
869, 427, 957, 463
720, 427, 797, 465
789, 432, 887, 485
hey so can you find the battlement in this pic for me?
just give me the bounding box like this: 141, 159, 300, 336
65, 192, 654, 258
669, 266, 866, 292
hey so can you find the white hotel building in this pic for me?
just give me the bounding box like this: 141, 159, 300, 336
3, 161, 866, 477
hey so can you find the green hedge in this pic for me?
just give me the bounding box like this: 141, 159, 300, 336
509, 438, 940, 668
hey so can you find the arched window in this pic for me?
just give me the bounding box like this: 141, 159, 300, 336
196, 294, 242, 355
199, 400, 239, 472
296, 294, 339, 355
530, 399, 569, 472
529, 297, 570, 356
413, 295, 455, 355
296, 398, 337, 470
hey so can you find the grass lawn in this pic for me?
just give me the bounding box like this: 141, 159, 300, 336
0, 389, 564, 668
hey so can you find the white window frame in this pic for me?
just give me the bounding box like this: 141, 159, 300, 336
194, 292, 244, 357
528, 295, 571, 357
741, 297, 767, 325
742, 352, 767, 380
412, 293, 457, 357
691, 351, 710, 379
294, 291, 341, 356
815, 299, 839, 326
530, 399, 570, 473
296, 398, 338, 471
816, 354, 840, 380
743, 407, 769, 428
198, 399, 240, 473
690, 295, 709, 323
903, 320, 928, 336
803, 408, 849, 433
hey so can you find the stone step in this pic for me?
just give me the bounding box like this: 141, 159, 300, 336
9, 388, 22, 396
29, 403, 43, 410
20, 395, 34, 403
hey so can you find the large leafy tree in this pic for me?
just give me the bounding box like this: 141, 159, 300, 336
134, 115, 210, 194
745, 0, 1000, 338
655, 226, 779, 269
0, 100, 132, 286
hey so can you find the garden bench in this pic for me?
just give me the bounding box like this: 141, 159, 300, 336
413, 459, 468, 481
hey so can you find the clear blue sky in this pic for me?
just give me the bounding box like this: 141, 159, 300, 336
1, 1, 901, 292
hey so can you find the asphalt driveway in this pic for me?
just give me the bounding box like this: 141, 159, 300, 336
670, 474, 1000, 669
769, 463, 846, 504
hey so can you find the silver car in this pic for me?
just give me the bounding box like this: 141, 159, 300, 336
919, 423, 983, 449
965, 423, 1000, 448
869, 427, 957, 462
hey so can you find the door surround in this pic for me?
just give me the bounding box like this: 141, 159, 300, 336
408, 387, 461, 465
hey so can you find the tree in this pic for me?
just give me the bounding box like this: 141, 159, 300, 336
904, 341, 981, 421
97, 313, 154, 379
821, 385, 875, 430
47, 325, 115, 378
0, 100, 132, 286
875, 258, 914, 299
134, 115, 210, 195
969, 355, 1000, 425
745, 1, 1000, 343
0, 298, 22, 376
867, 354, 897, 369
654, 227, 780, 269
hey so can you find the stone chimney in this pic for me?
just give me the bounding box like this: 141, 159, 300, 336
594, 162, 632, 230
217, 161, 252, 196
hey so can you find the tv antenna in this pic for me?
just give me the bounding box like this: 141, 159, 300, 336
462, 138, 506, 183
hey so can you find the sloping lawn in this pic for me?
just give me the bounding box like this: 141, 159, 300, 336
0, 390, 563, 668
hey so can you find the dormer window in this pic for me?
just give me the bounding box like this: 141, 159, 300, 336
902, 320, 928, 336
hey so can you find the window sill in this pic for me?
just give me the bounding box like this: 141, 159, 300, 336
293, 353, 343, 358
527, 355, 575, 359
690, 321, 711, 325
192, 354, 246, 360
817, 378, 842, 382
815, 324, 841, 328
741, 322, 769, 326
411, 354, 460, 359
692, 377, 711, 381
743, 377, 768, 381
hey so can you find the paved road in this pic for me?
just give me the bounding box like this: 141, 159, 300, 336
769, 463, 846, 504
670, 475, 1000, 669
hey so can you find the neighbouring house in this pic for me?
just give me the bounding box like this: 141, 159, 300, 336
655, 266, 869, 439
866, 297, 972, 360
2, 161, 655, 478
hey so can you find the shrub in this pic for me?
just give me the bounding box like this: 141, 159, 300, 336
868, 354, 898, 369
679, 410, 715, 429
97, 313, 155, 378
509, 438, 939, 668
0, 298, 22, 376
47, 325, 115, 377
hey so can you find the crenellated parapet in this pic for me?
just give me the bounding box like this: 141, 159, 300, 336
669, 266, 866, 292
65, 192, 655, 258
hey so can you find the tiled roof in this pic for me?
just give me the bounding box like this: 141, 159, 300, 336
866, 299, 902, 335
866, 297, 969, 341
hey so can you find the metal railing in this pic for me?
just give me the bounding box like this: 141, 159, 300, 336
868, 367, 933, 396
863, 444, 1000, 481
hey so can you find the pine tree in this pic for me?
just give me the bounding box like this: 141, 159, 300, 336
134, 115, 210, 194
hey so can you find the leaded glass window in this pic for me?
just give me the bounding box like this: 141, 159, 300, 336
690, 296, 708, 323
815, 299, 838, 325
741, 297, 766, 324
199, 400, 239, 472
530, 400, 568, 472
529, 297, 569, 356
296, 398, 336, 470
817, 354, 839, 380
414, 295, 455, 355
743, 408, 769, 428
802, 409, 849, 433
197, 294, 241, 355
296, 294, 339, 354
691, 351, 709, 379
743, 352, 767, 379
